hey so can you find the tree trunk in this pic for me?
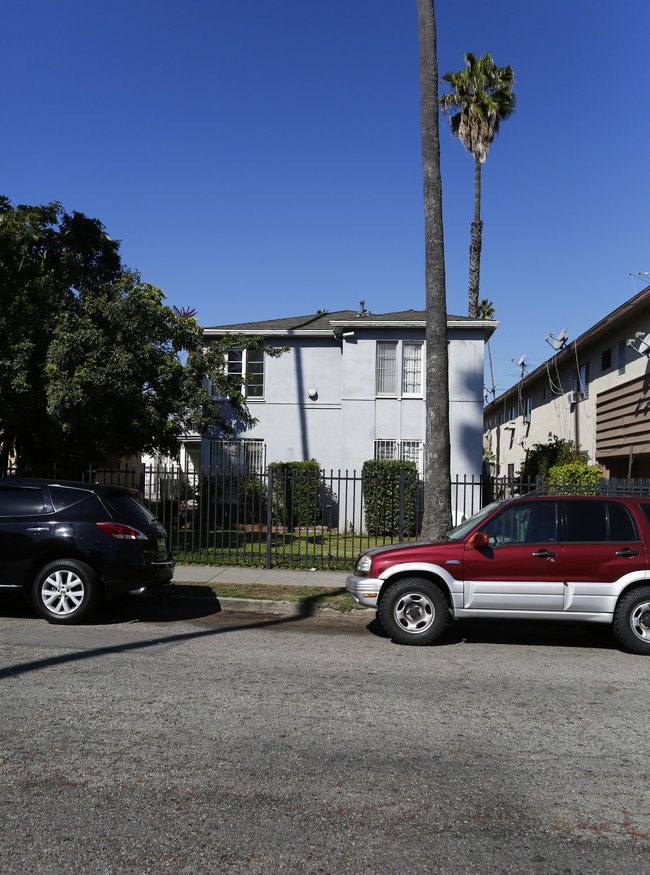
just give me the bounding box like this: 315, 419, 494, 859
468, 156, 483, 317
417, 0, 452, 540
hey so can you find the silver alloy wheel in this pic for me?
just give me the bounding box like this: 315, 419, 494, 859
40, 570, 86, 616
394, 591, 435, 634
630, 599, 650, 642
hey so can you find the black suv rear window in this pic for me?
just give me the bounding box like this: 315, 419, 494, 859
105, 492, 157, 525
0, 486, 51, 516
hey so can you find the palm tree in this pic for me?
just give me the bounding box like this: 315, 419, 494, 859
477, 298, 496, 400
417, 0, 451, 539
439, 52, 515, 318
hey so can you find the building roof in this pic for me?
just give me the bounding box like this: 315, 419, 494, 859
205, 307, 496, 337
484, 284, 650, 413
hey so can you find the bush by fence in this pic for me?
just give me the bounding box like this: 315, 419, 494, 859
361, 459, 419, 537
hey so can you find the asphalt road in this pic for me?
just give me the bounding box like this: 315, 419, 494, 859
0, 592, 649, 874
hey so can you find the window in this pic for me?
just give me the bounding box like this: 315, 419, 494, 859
401, 440, 423, 473
480, 501, 558, 547
226, 348, 264, 399
402, 342, 423, 395
574, 362, 590, 399
618, 339, 627, 375
0, 486, 51, 516
374, 439, 398, 462
522, 397, 531, 421
376, 342, 397, 395
211, 439, 266, 472
374, 439, 423, 474
601, 348, 611, 371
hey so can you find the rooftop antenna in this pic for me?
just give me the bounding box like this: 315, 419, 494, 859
630, 272, 650, 294
545, 328, 568, 351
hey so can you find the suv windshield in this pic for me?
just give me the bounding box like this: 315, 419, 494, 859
447, 501, 504, 540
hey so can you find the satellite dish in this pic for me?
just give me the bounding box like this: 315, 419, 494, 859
630, 331, 650, 356
545, 328, 568, 351
517, 355, 526, 367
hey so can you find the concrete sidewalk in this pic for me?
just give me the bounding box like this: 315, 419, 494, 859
173, 564, 349, 589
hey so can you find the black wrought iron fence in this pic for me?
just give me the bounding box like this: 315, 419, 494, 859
3, 462, 649, 569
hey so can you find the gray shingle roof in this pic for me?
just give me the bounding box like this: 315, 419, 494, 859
206, 308, 471, 332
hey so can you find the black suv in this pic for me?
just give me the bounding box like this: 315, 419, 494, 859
0, 478, 174, 624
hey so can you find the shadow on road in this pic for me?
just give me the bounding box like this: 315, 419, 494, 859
364, 613, 618, 651
0, 589, 344, 681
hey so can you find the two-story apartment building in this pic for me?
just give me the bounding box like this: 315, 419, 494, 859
484, 286, 650, 479
199, 303, 496, 480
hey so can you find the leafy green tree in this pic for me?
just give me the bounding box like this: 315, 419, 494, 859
517, 434, 580, 482
417, 0, 452, 539
439, 52, 515, 317
0, 197, 281, 469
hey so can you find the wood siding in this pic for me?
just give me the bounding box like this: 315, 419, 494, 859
596, 374, 650, 458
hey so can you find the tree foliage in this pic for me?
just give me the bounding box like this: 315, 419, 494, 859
517, 434, 581, 481
0, 196, 281, 469
439, 51, 515, 317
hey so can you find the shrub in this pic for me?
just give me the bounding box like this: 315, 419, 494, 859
547, 461, 602, 495
268, 460, 322, 529
517, 434, 580, 481
362, 459, 418, 537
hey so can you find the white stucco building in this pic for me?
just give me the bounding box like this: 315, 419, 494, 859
484, 286, 650, 480
197, 303, 496, 479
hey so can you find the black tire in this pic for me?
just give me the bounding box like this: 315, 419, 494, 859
613, 586, 650, 655
378, 577, 449, 646
31, 560, 99, 624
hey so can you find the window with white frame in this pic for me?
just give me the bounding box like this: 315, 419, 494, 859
574, 362, 590, 399
226, 348, 264, 399
374, 439, 399, 461
374, 439, 423, 474
402, 342, 423, 395
211, 439, 265, 472
376, 342, 397, 395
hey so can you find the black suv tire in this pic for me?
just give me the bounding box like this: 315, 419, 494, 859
32, 559, 99, 624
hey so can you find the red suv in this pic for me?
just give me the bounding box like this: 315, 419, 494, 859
347, 494, 650, 654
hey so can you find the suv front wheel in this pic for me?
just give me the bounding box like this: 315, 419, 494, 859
378, 577, 449, 646
32, 560, 99, 624
613, 586, 650, 655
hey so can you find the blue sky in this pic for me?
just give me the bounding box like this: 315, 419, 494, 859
5, 0, 649, 396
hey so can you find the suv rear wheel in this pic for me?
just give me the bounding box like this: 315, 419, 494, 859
32, 560, 99, 624
378, 577, 449, 646
613, 586, 650, 655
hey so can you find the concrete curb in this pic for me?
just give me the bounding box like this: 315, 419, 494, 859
216, 595, 375, 622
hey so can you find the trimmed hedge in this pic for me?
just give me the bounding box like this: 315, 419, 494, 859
268, 460, 322, 528
362, 459, 418, 537
546, 461, 602, 495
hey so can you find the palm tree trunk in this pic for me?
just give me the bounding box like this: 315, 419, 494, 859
417, 0, 451, 539
468, 156, 482, 317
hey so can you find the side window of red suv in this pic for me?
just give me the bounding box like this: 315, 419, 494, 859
564, 500, 638, 542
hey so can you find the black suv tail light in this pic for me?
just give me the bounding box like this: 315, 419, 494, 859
96, 522, 148, 541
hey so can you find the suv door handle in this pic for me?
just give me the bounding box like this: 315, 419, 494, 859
532, 549, 557, 558
615, 548, 640, 557
26, 526, 50, 533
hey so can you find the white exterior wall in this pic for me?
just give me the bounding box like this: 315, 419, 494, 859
206, 326, 487, 479
485, 316, 650, 476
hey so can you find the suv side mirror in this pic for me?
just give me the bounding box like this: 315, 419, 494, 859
468, 531, 489, 550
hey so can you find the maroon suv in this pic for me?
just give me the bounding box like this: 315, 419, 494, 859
347, 494, 650, 654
